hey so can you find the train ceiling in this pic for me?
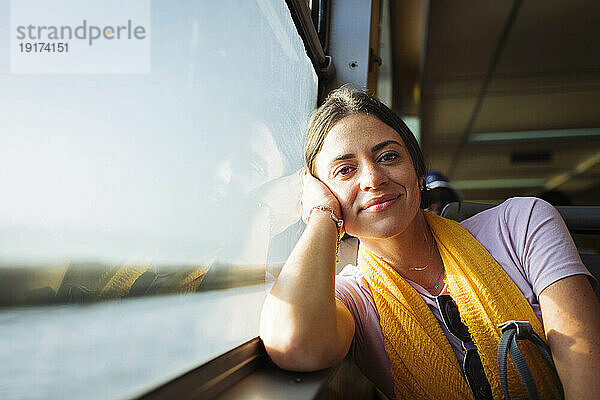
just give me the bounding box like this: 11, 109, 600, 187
390, 0, 600, 204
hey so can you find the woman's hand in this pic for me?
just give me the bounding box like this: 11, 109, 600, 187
301, 168, 342, 224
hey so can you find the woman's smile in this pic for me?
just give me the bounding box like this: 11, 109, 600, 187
360, 194, 401, 213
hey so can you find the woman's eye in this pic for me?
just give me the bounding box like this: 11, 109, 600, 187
335, 165, 353, 177
379, 152, 399, 162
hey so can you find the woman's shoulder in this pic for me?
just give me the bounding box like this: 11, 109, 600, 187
459, 196, 567, 263
460, 197, 592, 297
338, 264, 364, 280
336, 265, 371, 298
460, 196, 557, 231
335, 265, 378, 319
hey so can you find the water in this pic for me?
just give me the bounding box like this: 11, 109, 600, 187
0, 285, 267, 400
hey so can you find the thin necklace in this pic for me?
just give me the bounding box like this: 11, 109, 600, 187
406, 227, 445, 293
408, 229, 434, 271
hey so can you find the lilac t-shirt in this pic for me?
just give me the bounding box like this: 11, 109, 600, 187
334, 197, 596, 399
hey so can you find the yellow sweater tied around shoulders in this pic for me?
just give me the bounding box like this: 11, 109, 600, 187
357, 211, 563, 400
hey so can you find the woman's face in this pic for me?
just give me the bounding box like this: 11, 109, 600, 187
313, 113, 422, 239
213, 120, 284, 202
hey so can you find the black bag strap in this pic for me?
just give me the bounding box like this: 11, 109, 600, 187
497, 320, 557, 400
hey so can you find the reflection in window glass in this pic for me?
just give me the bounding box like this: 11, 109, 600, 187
0, 0, 317, 398
0, 1, 317, 305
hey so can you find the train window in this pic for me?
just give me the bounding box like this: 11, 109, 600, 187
0, 0, 316, 398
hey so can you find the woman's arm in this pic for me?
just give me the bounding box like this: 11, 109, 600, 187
539, 274, 600, 400
259, 171, 355, 371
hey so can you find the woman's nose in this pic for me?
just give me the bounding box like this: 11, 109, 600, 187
359, 163, 387, 190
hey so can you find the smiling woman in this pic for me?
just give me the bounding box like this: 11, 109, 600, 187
259, 87, 600, 400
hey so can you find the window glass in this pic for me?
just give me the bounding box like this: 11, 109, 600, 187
0, 0, 316, 398
0, 0, 316, 305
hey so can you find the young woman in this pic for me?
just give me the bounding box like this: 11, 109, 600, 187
259, 88, 600, 400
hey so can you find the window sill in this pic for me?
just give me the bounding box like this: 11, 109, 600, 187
139, 337, 387, 400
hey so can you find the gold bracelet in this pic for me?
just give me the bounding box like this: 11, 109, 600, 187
308, 205, 344, 262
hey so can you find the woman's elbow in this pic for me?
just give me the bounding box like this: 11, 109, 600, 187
260, 316, 344, 371
261, 333, 345, 371
259, 296, 351, 370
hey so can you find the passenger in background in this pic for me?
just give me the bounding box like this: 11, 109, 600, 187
423, 170, 462, 215
260, 87, 600, 400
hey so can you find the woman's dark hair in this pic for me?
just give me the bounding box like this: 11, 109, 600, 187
304, 86, 427, 205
